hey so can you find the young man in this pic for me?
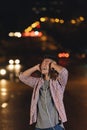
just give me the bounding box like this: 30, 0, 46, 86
19, 55, 68, 130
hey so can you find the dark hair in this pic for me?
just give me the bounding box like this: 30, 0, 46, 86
43, 54, 58, 63
49, 62, 59, 80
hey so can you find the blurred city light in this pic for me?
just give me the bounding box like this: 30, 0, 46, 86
14, 32, 22, 38
22, 31, 42, 37
40, 17, 47, 22
31, 21, 40, 28
0, 80, 7, 96
58, 52, 70, 58
1, 88, 7, 96
14, 64, 21, 71
70, 19, 76, 24
6, 59, 22, 79
79, 16, 85, 21
8, 32, 14, 37
8, 32, 21, 38
55, 18, 60, 23
0, 79, 7, 85
59, 19, 64, 24
15, 59, 20, 64
1, 92, 7, 96
0, 69, 7, 76
7, 64, 14, 71
1, 103, 8, 108
1, 88, 7, 92
25, 26, 32, 32
9, 59, 14, 64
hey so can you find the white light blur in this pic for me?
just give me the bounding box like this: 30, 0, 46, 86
14, 64, 21, 75
9, 59, 14, 64
14, 32, 22, 38
14, 64, 21, 70
8, 32, 22, 38
15, 59, 20, 64
8, 32, 14, 37
1, 92, 7, 96
34, 31, 39, 35
0, 69, 7, 75
1, 88, 7, 92
1, 103, 8, 108
7, 64, 14, 71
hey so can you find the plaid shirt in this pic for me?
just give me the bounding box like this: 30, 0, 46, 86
19, 67, 68, 125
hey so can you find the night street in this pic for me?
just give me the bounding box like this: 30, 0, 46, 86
0, 0, 87, 130
0, 62, 87, 130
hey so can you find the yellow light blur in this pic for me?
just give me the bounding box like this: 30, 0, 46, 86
59, 19, 64, 24
25, 26, 32, 32
41, 36, 47, 41
79, 16, 85, 21
9, 59, 14, 64
0, 69, 6, 75
0, 79, 7, 85
55, 18, 60, 23
70, 19, 76, 24
31, 23, 36, 28
40, 17, 46, 22
31, 21, 40, 28
50, 18, 55, 23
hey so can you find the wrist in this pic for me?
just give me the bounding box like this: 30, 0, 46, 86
35, 64, 40, 71
50, 62, 56, 69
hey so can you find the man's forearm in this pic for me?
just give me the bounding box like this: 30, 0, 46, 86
22, 64, 40, 76
51, 62, 64, 73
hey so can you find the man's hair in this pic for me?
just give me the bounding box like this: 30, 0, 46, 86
43, 54, 58, 63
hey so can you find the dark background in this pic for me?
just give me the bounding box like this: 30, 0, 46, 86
0, 0, 87, 52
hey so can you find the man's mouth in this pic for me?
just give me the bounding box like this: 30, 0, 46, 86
42, 68, 47, 70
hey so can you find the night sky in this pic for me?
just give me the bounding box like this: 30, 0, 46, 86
0, 0, 87, 49
0, 0, 87, 31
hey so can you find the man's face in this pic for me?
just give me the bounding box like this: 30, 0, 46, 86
40, 58, 52, 74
